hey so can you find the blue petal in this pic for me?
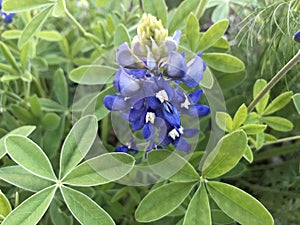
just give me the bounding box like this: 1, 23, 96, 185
142, 123, 155, 140
113, 69, 121, 92
129, 107, 146, 122
173, 30, 182, 43
187, 104, 210, 117
115, 145, 129, 153
183, 55, 206, 88
116, 43, 146, 68
166, 52, 187, 78
174, 138, 190, 152
294, 30, 300, 43
103, 94, 130, 111
189, 89, 203, 104
145, 96, 161, 110
131, 114, 145, 131
162, 102, 181, 128
126, 68, 147, 79
182, 128, 199, 138
119, 69, 141, 97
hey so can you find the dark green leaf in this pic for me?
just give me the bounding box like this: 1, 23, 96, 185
41, 113, 61, 131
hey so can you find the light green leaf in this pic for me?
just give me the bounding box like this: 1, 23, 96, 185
198, 19, 228, 52
41, 113, 61, 131
0, 166, 54, 192
96, 0, 110, 6
243, 145, 253, 163
168, 0, 199, 34
1, 186, 56, 225
263, 91, 293, 115
1, 30, 22, 40
59, 115, 98, 179
183, 184, 211, 225
135, 182, 196, 222
233, 104, 247, 129
253, 79, 269, 115
69, 65, 117, 85
255, 132, 265, 150
262, 116, 293, 132
199, 67, 214, 89
215, 112, 233, 132
62, 153, 135, 186
114, 24, 131, 47
212, 2, 229, 23
240, 124, 267, 135
202, 130, 247, 179
186, 13, 200, 51
207, 181, 274, 225
0, 126, 36, 159
147, 150, 200, 183
5, 135, 56, 181
202, 53, 245, 73
293, 93, 300, 114
142, 0, 167, 26
0, 191, 11, 218
36, 31, 62, 41
0, 42, 20, 72
2, 0, 55, 13
18, 6, 54, 49
54, 69, 68, 107
213, 37, 230, 49
61, 186, 115, 225
52, 0, 66, 17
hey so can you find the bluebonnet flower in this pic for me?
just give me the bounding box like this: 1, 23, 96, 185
104, 14, 210, 153
294, 30, 300, 43
0, 0, 15, 23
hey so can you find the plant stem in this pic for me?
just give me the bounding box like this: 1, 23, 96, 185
195, 0, 208, 20
264, 135, 300, 146
248, 49, 300, 112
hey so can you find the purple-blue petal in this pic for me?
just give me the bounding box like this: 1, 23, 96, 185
294, 30, 300, 43
183, 55, 206, 88
182, 128, 199, 138
173, 30, 182, 43
187, 104, 210, 117
103, 94, 130, 111
119, 69, 141, 97
174, 138, 190, 152
116, 42, 145, 68
125, 68, 147, 79
189, 89, 203, 104
166, 52, 187, 78
115, 145, 129, 153
162, 102, 181, 128
142, 123, 155, 140
131, 114, 145, 131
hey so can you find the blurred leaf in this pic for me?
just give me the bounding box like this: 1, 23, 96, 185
62, 153, 135, 186
59, 115, 98, 179
5, 135, 56, 180
142, 0, 168, 26
253, 79, 269, 115
200, 67, 214, 89
0, 165, 54, 192
218, 71, 246, 90
52, 0, 66, 17
0, 42, 20, 72
114, 24, 131, 47
0, 126, 35, 159
54, 69, 68, 107
211, 209, 234, 225
135, 182, 195, 222
216, 112, 233, 132
36, 31, 62, 41
198, 19, 229, 52
202, 53, 245, 73
147, 150, 200, 182
202, 130, 247, 179
183, 184, 211, 225
212, 2, 229, 23
262, 116, 293, 132
168, 0, 199, 34
240, 124, 267, 134
1, 186, 56, 225
263, 91, 293, 115
1, 30, 22, 40
29, 95, 42, 118
18, 6, 54, 49
39, 98, 66, 112
0, 191, 11, 218
2, 0, 55, 13
61, 186, 115, 225
96, 0, 110, 6
293, 93, 300, 114
186, 13, 200, 51
50, 199, 73, 225
207, 181, 274, 225
41, 113, 61, 131
69, 65, 117, 85
232, 104, 247, 129
243, 145, 253, 163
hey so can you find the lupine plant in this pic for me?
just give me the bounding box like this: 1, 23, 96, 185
0, 0, 299, 225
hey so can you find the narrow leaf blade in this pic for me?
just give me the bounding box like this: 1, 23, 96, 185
2, 0, 55, 13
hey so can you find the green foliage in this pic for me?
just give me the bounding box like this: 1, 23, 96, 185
0, 191, 11, 220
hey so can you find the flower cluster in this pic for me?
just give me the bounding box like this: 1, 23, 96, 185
104, 14, 210, 153
0, 0, 15, 23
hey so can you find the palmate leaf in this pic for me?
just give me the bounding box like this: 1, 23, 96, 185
1, 186, 57, 225
207, 181, 274, 225
61, 186, 115, 225
135, 182, 196, 222
5, 135, 56, 181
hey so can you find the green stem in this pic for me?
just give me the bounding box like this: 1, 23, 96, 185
195, 0, 208, 19
248, 49, 300, 112
264, 135, 300, 146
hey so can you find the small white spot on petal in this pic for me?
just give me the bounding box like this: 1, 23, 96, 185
178, 126, 184, 134
145, 112, 156, 124
156, 90, 169, 103
181, 95, 190, 109
169, 128, 180, 140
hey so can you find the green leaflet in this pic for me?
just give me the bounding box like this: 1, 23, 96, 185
207, 181, 274, 225
262, 116, 293, 132
2, 0, 55, 13
186, 13, 200, 51
232, 104, 247, 129
53, 69, 68, 107
202, 130, 247, 179
0, 191, 11, 219
215, 112, 233, 132
293, 93, 300, 114
1, 186, 57, 225
61, 186, 115, 225
114, 24, 131, 47
263, 91, 293, 115
253, 79, 269, 115
142, 0, 167, 26
135, 182, 196, 222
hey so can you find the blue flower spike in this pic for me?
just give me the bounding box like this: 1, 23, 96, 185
294, 30, 300, 43
104, 14, 210, 154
